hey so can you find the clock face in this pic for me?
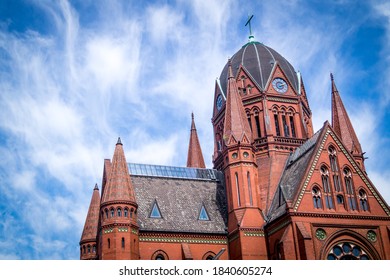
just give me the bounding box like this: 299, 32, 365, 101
216, 94, 223, 111
272, 78, 288, 93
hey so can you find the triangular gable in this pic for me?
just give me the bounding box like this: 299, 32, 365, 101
264, 61, 299, 97
235, 65, 263, 94
292, 123, 390, 216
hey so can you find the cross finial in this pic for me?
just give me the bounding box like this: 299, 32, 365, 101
245, 15, 254, 42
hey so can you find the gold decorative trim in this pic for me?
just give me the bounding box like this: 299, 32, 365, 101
139, 235, 227, 244
243, 231, 265, 237
243, 97, 262, 106
267, 97, 298, 104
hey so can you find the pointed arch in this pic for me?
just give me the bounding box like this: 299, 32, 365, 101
320, 229, 381, 260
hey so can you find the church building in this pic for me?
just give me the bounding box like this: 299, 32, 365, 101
80, 22, 390, 260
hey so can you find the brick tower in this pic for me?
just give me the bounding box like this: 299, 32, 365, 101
99, 137, 139, 259
80, 183, 100, 260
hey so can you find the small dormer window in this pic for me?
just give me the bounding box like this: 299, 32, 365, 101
150, 200, 162, 218
198, 204, 210, 221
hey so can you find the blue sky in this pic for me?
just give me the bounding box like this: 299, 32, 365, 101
0, 0, 389, 259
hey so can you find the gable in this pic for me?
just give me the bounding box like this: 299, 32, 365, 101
292, 127, 390, 216
264, 63, 298, 97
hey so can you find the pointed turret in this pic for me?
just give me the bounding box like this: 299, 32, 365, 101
99, 138, 139, 260
101, 138, 136, 205
187, 113, 206, 168
331, 74, 365, 169
80, 184, 100, 260
223, 60, 253, 145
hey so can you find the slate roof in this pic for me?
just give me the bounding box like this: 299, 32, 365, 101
219, 41, 299, 95
130, 170, 228, 234
267, 128, 323, 222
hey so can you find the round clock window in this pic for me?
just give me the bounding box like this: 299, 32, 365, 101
216, 94, 223, 111
272, 78, 288, 93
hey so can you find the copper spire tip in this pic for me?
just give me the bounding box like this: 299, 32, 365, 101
116, 137, 122, 145
94, 183, 99, 190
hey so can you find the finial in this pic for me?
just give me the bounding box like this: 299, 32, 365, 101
116, 137, 122, 145
245, 14, 255, 42
94, 183, 99, 190
330, 73, 334, 81
191, 112, 194, 120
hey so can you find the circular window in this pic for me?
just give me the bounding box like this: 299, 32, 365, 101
243, 152, 249, 158
232, 152, 238, 159
315, 228, 326, 240
367, 230, 377, 242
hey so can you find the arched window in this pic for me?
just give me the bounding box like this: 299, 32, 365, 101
254, 110, 261, 138
312, 186, 322, 209
152, 250, 169, 260
93, 245, 96, 253
358, 189, 369, 211
117, 208, 122, 217
247, 111, 252, 132
336, 194, 344, 206
344, 168, 357, 210
155, 254, 165, 260
274, 114, 281, 136
121, 237, 125, 248
203, 252, 216, 260
235, 172, 241, 206
328, 146, 338, 172
282, 113, 290, 137
87, 245, 91, 253
105, 208, 108, 219
110, 208, 115, 217
320, 166, 334, 209
247, 172, 253, 206
107, 238, 111, 249
289, 114, 296, 137
83, 245, 86, 254
124, 208, 128, 217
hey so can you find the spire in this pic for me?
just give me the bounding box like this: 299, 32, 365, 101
331, 73, 363, 156
187, 113, 206, 168
101, 139, 136, 205
223, 60, 252, 145
80, 184, 100, 243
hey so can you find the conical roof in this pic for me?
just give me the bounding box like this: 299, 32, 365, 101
187, 113, 206, 168
80, 184, 100, 243
101, 138, 136, 205
223, 60, 253, 144
331, 74, 362, 155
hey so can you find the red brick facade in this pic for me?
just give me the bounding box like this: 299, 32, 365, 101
80, 36, 390, 260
